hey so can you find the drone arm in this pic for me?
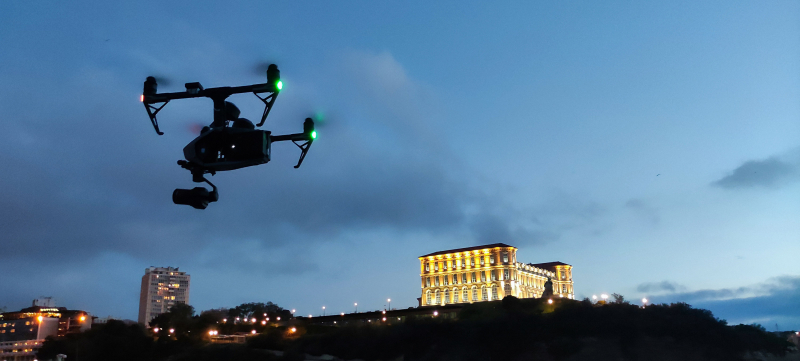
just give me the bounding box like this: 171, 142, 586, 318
270, 132, 314, 168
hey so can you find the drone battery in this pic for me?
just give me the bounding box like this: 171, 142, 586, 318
223, 130, 270, 163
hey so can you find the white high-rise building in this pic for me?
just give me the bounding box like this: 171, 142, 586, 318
137, 267, 190, 326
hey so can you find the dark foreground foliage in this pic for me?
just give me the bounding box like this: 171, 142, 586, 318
37, 299, 792, 361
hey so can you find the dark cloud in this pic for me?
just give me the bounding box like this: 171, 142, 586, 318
636, 280, 685, 293
642, 276, 800, 329
712, 157, 797, 189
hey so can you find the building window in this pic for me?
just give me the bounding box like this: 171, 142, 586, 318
481, 271, 486, 282
505, 284, 512, 297
426, 291, 432, 305
435, 263, 439, 271
480, 257, 485, 265
481, 286, 488, 301
492, 285, 498, 300
426, 277, 430, 287
452, 260, 457, 269
461, 259, 466, 267
452, 274, 458, 284
444, 289, 450, 304
435, 290, 441, 304
462, 273, 467, 283
443, 262, 447, 270
502, 252, 509, 263
471, 272, 476, 283
425, 263, 429, 271
491, 270, 497, 281
504, 269, 510, 280
453, 289, 459, 303
444, 276, 449, 286
490, 255, 495, 264
435, 276, 440, 286
472, 287, 478, 301
463, 288, 470, 302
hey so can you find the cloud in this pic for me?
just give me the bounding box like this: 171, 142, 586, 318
624, 198, 660, 225
712, 155, 798, 189
636, 281, 686, 293
641, 276, 800, 330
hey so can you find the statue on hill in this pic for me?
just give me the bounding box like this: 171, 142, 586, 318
541, 277, 554, 299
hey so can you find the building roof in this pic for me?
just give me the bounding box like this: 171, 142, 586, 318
528, 261, 571, 272
419, 243, 516, 258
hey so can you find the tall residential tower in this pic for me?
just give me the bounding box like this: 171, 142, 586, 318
137, 267, 190, 326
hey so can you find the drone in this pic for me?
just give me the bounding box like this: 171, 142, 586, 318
141, 64, 315, 209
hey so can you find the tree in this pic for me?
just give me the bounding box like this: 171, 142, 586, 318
228, 302, 291, 321
611, 293, 626, 304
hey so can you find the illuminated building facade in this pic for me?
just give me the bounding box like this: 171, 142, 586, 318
138, 266, 191, 326
419, 243, 574, 306
0, 299, 91, 361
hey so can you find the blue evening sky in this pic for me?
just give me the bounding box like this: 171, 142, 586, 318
1, 1, 798, 329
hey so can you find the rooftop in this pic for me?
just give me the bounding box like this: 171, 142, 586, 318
528, 261, 571, 272
420, 243, 516, 258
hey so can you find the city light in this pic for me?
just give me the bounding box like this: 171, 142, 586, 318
601, 294, 608, 301
433, 311, 438, 316
251, 318, 256, 323
642, 298, 648, 305
169, 329, 175, 334
251, 330, 256, 334
79, 315, 86, 322
291, 309, 296, 314
223, 319, 227, 323
37, 316, 43, 322
548, 299, 553, 304
340, 313, 344, 316
261, 320, 266, 325
266, 317, 269, 321
208, 330, 218, 336
290, 327, 296, 333
153, 328, 159, 333
382, 317, 386, 322
276, 317, 280, 321
592, 295, 597, 301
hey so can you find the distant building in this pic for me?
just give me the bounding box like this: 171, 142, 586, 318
138, 267, 191, 326
419, 243, 574, 306
0, 299, 91, 361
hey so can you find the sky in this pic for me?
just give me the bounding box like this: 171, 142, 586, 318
0, 1, 798, 330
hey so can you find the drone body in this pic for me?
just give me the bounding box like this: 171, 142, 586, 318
141, 64, 316, 209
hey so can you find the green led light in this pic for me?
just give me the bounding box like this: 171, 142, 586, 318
311, 131, 317, 139
276, 80, 283, 90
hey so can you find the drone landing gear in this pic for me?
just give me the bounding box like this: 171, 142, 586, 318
173, 161, 218, 209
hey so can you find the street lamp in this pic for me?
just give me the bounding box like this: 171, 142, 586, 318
601, 294, 608, 303
642, 298, 648, 307
592, 295, 597, 302
388, 298, 391, 310
322, 306, 326, 316
354, 303, 358, 313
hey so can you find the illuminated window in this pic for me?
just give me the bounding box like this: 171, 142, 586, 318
444, 276, 449, 286
480, 257, 485, 265
453, 288, 459, 302
426, 292, 432, 305
504, 269, 510, 280
434, 263, 439, 271
502, 252, 509, 263
472, 287, 478, 301
463, 289, 469, 302
426, 277, 431, 287
491, 270, 496, 281
462, 273, 467, 283
425, 263, 429, 271
471, 272, 476, 283
461, 259, 466, 267
451, 260, 457, 269
444, 289, 450, 304
481, 286, 488, 301
471, 257, 476, 266
492, 285, 498, 300
435, 276, 439, 286
452, 274, 458, 284
505, 284, 512, 297
481, 272, 486, 282
435, 290, 441, 304
490, 255, 495, 264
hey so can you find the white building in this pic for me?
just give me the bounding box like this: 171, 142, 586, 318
137, 267, 190, 326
